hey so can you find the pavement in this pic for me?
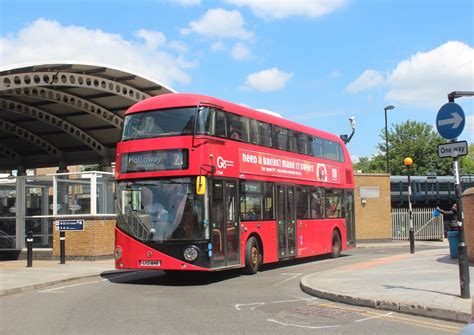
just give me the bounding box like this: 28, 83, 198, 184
301, 241, 473, 323
1, 241, 472, 324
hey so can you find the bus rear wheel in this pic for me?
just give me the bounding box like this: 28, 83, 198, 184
244, 237, 260, 275
331, 230, 341, 258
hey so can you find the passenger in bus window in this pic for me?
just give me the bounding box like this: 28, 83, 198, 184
247, 209, 257, 220
230, 125, 241, 140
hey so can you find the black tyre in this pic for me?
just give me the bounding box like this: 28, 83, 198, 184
244, 237, 260, 275
331, 230, 341, 258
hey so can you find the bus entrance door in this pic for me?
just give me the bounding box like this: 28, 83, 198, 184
210, 179, 240, 267
345, 190, 356, 246
276, 184, 296, 258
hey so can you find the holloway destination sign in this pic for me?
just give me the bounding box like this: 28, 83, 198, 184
436, 102, 465, 140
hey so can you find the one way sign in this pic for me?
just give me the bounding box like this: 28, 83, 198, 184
438, 141, 468, 158
436, 102, 465, 140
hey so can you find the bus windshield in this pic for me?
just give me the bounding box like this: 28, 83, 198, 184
122, 107, 195, 140
116, 178, 207, 242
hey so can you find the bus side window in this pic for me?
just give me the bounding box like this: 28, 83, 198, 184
312, 137, 323, 158
248, 119, 259, 145
196, 106, 213, 135
264, 183, 274, 220
229, 113, 248, 142
240, 117, 250, 143
273, 126, 290, 151
288, 130, 297, 152
325, 188, 342, 218
296, 187, 310, 219
322, 139, 339, 161
259, 121, 272, 147
310, 188, 324, 219
296, 132, 307, 155
306, 136, 314, 156
215, 110, 227, 138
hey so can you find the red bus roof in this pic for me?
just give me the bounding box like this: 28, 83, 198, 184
127, 93, 347, 151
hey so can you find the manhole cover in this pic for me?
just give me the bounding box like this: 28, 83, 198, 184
290, 305, 355, 319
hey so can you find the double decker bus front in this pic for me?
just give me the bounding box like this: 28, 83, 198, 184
115, 103, 212, 271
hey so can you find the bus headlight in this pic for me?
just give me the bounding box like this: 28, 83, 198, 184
183, 246, 199, 262
114, 246, 122, 260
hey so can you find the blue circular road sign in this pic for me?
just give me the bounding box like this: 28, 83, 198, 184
436, 102, 465, 140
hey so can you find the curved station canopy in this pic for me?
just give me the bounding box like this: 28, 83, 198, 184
0, 63, 174, 172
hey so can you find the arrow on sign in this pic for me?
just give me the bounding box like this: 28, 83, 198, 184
437, 112, 463, 129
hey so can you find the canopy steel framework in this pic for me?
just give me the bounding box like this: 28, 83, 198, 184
0, 63, 174, 172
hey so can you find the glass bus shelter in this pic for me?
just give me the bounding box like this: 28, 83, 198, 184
0, 171, 115, 252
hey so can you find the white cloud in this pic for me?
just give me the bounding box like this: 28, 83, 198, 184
346, 70, 384, 93
181, 8, 253, 39
242, 68, 292, 92
231, 42, 250, 60
346, 41, 474, 110
135, 29, 167, 49
0, 19, 193, 86
211, 41, 226, 52
385, 41, 474, 109
226, 0, 346, 19
465, 114, 474, 142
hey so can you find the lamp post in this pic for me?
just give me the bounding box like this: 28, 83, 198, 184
384, 105, 395, 174
404, 157, 415, 254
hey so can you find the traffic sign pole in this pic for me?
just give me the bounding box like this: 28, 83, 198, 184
437, 91, 472, 299
453, 152, 470, 298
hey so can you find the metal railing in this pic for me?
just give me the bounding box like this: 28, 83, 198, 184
392, 207, 444, 241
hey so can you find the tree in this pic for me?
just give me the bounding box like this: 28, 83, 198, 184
460, 143, 474, 174
354, 120, 453, 175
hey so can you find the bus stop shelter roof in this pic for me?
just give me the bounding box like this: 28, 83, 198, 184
0, 63, 175, 172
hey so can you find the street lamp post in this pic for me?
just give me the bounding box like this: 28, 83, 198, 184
404, 157, 415, 254
384, 105, 395, 174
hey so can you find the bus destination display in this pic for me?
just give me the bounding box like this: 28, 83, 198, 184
121, 149, 188, 173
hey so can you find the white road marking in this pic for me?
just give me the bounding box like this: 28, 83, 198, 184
270, 297, 318, 304
273, 273, 302, 287
39, 280, 101, 293
267, 319, 341, 329
235, 303, 265, 311
235, 297, 318, 311
356, 312, 393, 322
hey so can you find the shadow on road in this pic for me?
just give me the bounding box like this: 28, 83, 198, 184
260, 253, 351, 272
100, 268, 242, 286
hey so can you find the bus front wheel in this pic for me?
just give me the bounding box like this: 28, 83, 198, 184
331, 230, 341, 258
244, 237, 260, 275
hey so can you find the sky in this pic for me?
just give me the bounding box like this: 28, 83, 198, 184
0, 0, 473, 162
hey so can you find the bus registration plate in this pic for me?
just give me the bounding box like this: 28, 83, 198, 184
140, 260, 161, 267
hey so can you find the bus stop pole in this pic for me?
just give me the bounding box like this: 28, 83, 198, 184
453, 156, 470, 298
26, 231, 33, 267
59, 231, 66, 264
404, 157, 415, 254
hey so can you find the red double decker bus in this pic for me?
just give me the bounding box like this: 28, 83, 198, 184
114, 93, 355, 274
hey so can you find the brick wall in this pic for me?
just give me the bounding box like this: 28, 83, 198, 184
53, 219, 116, 258
462, 188, 474, 262
354, 174, 392, 241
